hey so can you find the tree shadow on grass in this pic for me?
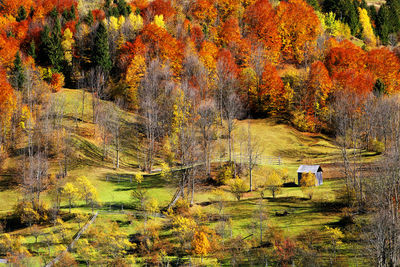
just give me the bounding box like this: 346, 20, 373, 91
104, 172, 168, 190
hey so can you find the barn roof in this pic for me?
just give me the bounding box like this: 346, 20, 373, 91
297, 165, 322, 173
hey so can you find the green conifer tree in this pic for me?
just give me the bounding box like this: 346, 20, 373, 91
377, 4, 391, 44
12, 52, 25, 90
48, 18, 64, 71
16, 6, 27, 22
84, 11, 94, 26
28, 40, 36, 59
92, 22, 112, 72
373, 79, 386, 97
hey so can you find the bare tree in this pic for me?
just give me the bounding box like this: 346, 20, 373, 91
109, 101, 123, 169
197, 100, 218, 177
247, 122, 262, 191
138, 59, 173, 172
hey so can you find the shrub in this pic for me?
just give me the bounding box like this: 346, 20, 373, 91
50, 72, 65, 92
216, 163, 234, 185
369, 138, 384, 154
292, 110, 319, 133
227, 178, 248, 201
13, 200, 50, 226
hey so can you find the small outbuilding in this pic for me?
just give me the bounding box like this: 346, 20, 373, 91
297, 165, 323, 186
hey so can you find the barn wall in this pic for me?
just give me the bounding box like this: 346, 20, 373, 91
316, 172, 323, 185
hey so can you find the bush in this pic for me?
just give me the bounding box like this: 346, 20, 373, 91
369, 138, 384, 154
174, 199, 190, 214
216, 163, 234, 185
292, 110, 316, 132
50, 72, 65, 92
13, 200, 50, 227
227, 178, 248, 201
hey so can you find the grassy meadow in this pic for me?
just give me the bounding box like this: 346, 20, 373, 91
0, 88, 374, 266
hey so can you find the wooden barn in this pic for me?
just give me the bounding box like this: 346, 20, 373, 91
297, 165, 323, 186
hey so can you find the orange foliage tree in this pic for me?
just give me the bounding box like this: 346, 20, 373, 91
306, 61, 332, 117
366, 47, 400, 94
140, 24, 184, 78
191, 0, 217, 28
325, 40, 366, 75
145, 0, 175, 22
243, 0, 281, 64
333, 69, 375, 96
219, 17, 250, 67
260, 63, 285, 114
0, 68, 15, 131
276, 0, 321, 63
216, 0, 241, 21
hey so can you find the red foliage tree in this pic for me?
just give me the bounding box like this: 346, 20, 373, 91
276, 0, 321, 63
140, 24, 184, 77
325, 40, 366, 75
333, 69, 375, 96
260, 63, 285, 113
306, 61, 332, 117
0, 68, 15, 124
144, 0, 175, 22
243, 0, 281, 64
217, 49, 239, 79
366, 47, 400, 94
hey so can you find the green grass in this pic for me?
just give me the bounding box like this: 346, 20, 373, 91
0, 89, 377, 265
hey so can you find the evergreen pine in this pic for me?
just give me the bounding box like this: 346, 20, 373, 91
84, 11, 94, 26
306, 0, 320, 11
377, 4, 391, 44
48, 18, 64, 71
28, 40, 36, 59
92, 22, 112, 72
16, 6, 27, 22
12, 52, 25, 90
373, 79, 386, 97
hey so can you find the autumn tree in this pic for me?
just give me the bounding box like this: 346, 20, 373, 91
191, 0, 217, 31
306, 61, 333, 120
192, 231, 211, 262
61, 28, 75, 66
62, 182, 78, 213
265, 171, 283, 198
260, 63, 286, 114
366, 47, 400, 94
359, 7, 376, 45
325, 40, 366, 75
276, 0, 321, 63
125, 55, 146, 110
76, 176, 98, 212
243, 0, 281, 64
228, 178, 248, 201
300, 172, 316, 199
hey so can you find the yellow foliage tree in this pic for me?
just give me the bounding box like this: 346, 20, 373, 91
62, 182, 79, 213
0, 233, 30, 263
128, 13, 144, 31
358, 7, 376, 46
227, 178, 248, 201
154, 14, 165, 29
76, 176, 98, 211
61, 28, 75, 65
300, 171, 315, 199
125, 55, 146, 110
265, 170, 283, 198
192, 231, 211, 262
